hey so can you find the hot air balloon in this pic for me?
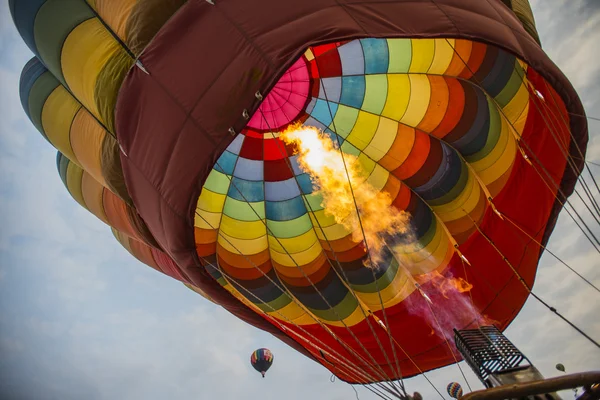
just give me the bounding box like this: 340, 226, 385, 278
251, 348, 274, 378
11, 0, 591, 394
447, 382, 463, 399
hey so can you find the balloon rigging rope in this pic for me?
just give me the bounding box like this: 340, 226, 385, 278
193, 213, 401, 400
446, 39, 600, 248
193, 176, 407, 399
422, 295, 474, 392
462, 208, 600, 350
530, 79, 600, 224
501, 212, 600, 294
255, 103, 411, 398
479, 0, 600, 227
202, 166, 404, 389
443, 37, 600, 267
254, 103, 409, 398
313, 50, 410, 398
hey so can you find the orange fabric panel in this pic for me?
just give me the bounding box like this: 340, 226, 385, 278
70, 110, 108, 186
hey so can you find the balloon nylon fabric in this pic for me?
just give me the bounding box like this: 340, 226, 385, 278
114, 0, 586, 381
11, 0, 587, 385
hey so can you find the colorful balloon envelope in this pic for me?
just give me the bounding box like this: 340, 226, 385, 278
447, 382, 463, 399
251, 348, 274, 378
11, 0, 588, 384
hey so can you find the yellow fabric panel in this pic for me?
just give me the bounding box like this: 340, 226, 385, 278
220, 215, 266, 240
404, 224, 446, 265
471, 117, 511, 173
363, 272, 413, 309
197, 189, 227, 213
477, 127, 517, 185
90, 0, 137, 40
220, 282, 273, 318
346, 111, 379, 151
335, 302, 367, 327
434, 171, 482, 222
512, 101, 530, 139
41, 86, 80, 163
357, 153, 376, 179
502, 82, 530, 134
80, 172, 108, 224
377, 276, 416, 309
270, 300, 316, 326
308, 209, 337, 228
218, 232, 268, 255
428, 39, 455, 75
271, 239, 322, 267
363, 117, 398, 161
195, 209, 222, 230
364, 164, 389, 194
401, 75, 430, 127
66, 163, 86, 209
304, 48, 315, 61
61, 18, 120, 123
268, 229, 318, 254
409, 39, 435, 73
405, 233, 452, 275
381, 75, 410, 121
70, 109, 107, 186
314, 221, 350, 242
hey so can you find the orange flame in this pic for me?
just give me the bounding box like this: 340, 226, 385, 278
422, 271, 473, 299
280, 124, 412, 267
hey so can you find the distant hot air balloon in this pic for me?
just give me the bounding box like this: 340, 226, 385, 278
10, 0, 589, 390
447, 382, 463, 399
251, 348, 274, 378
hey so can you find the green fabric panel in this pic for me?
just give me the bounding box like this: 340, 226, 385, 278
362, 75, 388, 115
495, 61, 525, 108
27, 71, 59, 142
307, 291, 358, 321
353, 257, 399, 293
34, 0, 94, 85
65, 160, 87, 208
94, 48, 134, 134
428, 161, 470, 207
267, 214, 312, 238
465, 98, 502, 163
330, 105, 358, 139
203, 169, 231, 194
303, 192, 324, 212
340, 140, 361, 158
57, 152, 70, 188
224, 198, 265, 221
387, 38, 412, 73
255, 292, 293, 313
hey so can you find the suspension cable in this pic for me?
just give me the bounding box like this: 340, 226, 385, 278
194, 212, 406, 399
254, 96, 410, 396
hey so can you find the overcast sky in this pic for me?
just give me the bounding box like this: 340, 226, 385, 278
1, 1, 599, 399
